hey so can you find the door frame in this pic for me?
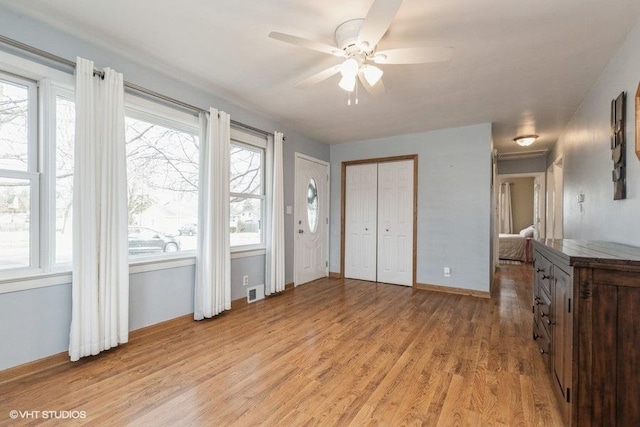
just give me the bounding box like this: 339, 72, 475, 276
546, 155, 564, 239
495, 172, 546, 269
293, 152, 330, 286
340, 154, 418, 287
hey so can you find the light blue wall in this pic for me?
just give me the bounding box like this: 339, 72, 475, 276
129, 266, 195, 330
550, 19, 640, 244
0, 284, 72, 371
330, 123, 493, 292
0, 6, 328, 371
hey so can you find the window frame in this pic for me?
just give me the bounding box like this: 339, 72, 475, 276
124, 95, 200, 263
0, 71, 40, 277
47, 83, 76, 270
230, 128, 267, 252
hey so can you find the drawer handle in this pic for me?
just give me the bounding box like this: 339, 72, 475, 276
533, 333, 539, 340
541, 311, 548, 318
535, 300, 543, 306
540, 348, 547, 355
534, 296, 540, 301
536, 268, 544, 273
547, 319, 555, 326
542, 274, 551, 280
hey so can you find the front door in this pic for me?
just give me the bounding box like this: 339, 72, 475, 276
294, 154, 329, 286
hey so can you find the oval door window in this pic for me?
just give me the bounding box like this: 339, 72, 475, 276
307, 178, 318, 233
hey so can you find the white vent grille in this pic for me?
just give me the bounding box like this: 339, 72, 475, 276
247, 285, 265, 303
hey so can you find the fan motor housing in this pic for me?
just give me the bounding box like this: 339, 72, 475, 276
335, 19, 365, 53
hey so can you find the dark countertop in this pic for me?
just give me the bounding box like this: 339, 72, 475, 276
533, 239, 640, 268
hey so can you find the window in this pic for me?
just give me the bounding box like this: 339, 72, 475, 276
0, 73, 37, 272
53, 92, 75, 265
125, 104, 199, 258
230, 130, 266, 249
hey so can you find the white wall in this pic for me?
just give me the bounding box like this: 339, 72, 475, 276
330, 124, 493, 292
551, 19, 640, 244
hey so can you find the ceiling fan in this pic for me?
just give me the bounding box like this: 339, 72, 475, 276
268, 0, 453, 99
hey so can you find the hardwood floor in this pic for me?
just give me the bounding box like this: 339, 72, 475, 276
0, 265, 564, 426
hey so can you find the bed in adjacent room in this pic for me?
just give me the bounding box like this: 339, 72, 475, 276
499, 226, 534, 262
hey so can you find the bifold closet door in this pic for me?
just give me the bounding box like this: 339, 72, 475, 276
344, 163, 378, 281
344, 160, 414, 286
377, 160, 413, 286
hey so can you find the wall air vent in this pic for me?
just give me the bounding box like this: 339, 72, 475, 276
247, 285, 265, 303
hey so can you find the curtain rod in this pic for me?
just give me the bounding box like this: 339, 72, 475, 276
0, 34, 282, 140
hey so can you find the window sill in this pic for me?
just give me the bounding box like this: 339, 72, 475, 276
231, 248, 266, 259
0, 254, 197, 294
0, 250, 265, 294
0, 270, 73, 294
129, 253, 196, 274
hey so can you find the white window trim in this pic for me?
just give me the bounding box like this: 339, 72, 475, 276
124, 95, 200, 263
230, 133, 267, 252
0, 71, 40, 276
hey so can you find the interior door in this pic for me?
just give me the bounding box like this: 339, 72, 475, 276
377, 160, 414, 286
344, 163, 378, 281
294, 155, 329, 286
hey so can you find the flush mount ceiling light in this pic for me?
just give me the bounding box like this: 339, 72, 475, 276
514, 135, 538, 147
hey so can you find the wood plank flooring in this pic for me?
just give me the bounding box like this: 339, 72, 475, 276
0, 265, 564, 426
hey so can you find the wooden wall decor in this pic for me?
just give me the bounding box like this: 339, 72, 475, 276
635, 82, 640, 160
611, 91, 626, 200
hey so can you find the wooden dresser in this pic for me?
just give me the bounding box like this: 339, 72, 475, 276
532, 239, 640, 426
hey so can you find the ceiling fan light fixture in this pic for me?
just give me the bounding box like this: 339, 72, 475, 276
338, 75, 357, 92
514, 134, 538, 147
372, 53, 387, 64
363, 64, 383, 86
340, 58, 360, 78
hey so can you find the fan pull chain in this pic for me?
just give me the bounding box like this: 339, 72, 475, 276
346, 80, 359, 106
355, 79, 359, 105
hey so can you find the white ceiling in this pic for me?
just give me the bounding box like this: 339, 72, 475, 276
4, 0, 640, 152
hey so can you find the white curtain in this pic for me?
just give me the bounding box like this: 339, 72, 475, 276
194, 108, 231, 319
266, 131, 285, 295
69, 57, 129, 361
499, 182, 513, 234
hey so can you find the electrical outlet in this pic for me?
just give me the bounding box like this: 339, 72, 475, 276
444, 267, 451, 277
242, 275, 249, 286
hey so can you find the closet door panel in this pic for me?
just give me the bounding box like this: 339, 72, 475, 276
377, 160, 413, 286
344, 163, 378, 281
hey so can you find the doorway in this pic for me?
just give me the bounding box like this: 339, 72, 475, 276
340, 155, 417, 287
495, 172, 545, 268
294, 153, 329, 286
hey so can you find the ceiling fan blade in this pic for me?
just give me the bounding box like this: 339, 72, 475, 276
374, 47, 454, 64
357, 0, 403, 48
269, 31, 344, 57
296, 64, 342, 89
358, 72, 387, 97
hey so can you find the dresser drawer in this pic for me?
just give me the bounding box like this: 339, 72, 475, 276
534, 253, 553, 298
538, 292, 552, 338
535, 319, 551, 362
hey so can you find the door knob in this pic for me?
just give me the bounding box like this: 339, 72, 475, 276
386, 229, 389, 232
